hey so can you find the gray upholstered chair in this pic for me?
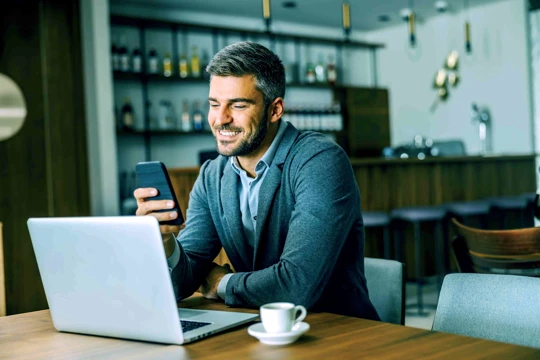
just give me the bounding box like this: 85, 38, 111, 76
432, 273, 540, 348
364, 257, 405, 325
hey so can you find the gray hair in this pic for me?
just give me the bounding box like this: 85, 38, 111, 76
206, 41, 285, 105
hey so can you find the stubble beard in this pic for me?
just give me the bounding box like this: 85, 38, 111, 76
213, 106, 269, 157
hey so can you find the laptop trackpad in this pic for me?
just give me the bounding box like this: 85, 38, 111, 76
178, 309, 208, 319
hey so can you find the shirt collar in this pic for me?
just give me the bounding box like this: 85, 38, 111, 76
231, 120, 288, 174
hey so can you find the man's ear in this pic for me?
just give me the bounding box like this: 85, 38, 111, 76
269, 97, 284, 124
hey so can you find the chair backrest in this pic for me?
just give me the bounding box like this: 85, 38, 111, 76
432, 273, 540, 348
0, 222, 5, 316
451, 218, 540, 275
364, 257, 405, 325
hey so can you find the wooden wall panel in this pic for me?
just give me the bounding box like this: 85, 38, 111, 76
0, 0, 89, 315
169, 155, 536, 276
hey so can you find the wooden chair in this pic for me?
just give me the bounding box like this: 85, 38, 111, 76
451, 217, 540, 276
0, 222, 5, 316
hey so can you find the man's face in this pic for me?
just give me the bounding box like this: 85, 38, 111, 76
208, 75, 269, 157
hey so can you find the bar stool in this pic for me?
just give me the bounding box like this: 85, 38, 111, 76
363, 211, 391, 259
521, 192, 537, 226
488, 195, 529, 229
444, 200, 491, 229
391, 206, 447, 315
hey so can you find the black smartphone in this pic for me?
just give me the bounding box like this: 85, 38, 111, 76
135, 161, 185, 226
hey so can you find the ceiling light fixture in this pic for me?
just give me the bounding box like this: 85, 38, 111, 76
463, 0, 472, 54
342, 2, 351, 41
263, 0, 271, 33
407, 0, 416, 47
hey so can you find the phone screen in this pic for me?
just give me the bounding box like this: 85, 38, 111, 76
135, 161, 185, 226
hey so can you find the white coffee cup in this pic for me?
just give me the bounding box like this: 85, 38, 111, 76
260, 302, 307, 333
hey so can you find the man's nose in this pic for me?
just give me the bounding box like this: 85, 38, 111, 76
214, 107, 232, 126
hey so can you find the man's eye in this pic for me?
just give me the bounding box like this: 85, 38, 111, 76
233, 105, 246, 109
209, 103, 219, 108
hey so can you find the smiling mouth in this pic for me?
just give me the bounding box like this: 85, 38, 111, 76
218, 130, 242, 137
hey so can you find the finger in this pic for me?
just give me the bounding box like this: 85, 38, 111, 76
135, 199, 176, 216
160, 224, 183, 234
134, 188, 158, 203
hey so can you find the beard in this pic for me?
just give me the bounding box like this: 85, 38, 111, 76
213, 106, 269, 157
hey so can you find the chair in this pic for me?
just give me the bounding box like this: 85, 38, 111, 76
391, 206, 448, 314
432, 273, 540, 349
363, 211, 391, 259
364, 257, 405, 325
451, 217, 540, 276
0, 222, 4, 316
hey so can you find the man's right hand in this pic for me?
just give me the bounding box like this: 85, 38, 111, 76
134, 187, 184, 257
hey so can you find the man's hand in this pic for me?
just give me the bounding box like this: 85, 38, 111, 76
199, 263, 233, 300
134, 187, 184, 257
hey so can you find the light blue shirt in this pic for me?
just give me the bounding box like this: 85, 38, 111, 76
168, 120, 289, 299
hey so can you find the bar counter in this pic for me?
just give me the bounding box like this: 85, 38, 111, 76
170, 154, 536, 214
169, 154, 537, 269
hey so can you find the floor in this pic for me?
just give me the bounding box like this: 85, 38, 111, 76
403, 280, 438, 330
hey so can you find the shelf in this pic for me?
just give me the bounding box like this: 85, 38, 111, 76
117, 129, 212, 135
113, 71, 343, 89
110, 15, 385, 50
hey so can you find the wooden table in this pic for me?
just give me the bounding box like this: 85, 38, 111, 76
1, 296, 539, 359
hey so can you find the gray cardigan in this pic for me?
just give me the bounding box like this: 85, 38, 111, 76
173, 122, 380, 320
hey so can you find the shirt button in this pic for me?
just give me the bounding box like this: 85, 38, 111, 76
249, 182, 252, 186
253, 216, 257, 221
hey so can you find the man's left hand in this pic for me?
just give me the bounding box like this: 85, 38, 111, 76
199, 263, 233, 300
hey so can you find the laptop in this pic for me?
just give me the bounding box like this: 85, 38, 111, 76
27, 216, 259, 345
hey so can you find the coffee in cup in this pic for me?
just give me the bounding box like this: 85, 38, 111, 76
260, 302, 307, 333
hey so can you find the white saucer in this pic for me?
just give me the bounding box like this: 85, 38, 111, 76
247, 322, 310, 345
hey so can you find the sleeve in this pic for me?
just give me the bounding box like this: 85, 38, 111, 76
170, 162, 224, 300
224, 142, 360, 309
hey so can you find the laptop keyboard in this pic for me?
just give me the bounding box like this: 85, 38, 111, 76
180, 320, 212, 332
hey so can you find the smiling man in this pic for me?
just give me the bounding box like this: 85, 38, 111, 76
135, 41, 379, 320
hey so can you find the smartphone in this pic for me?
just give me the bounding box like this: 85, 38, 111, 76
135, 161, 185, 226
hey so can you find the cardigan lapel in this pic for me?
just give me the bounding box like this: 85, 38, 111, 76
220, 162, 251, 270
253, 123, 299, 266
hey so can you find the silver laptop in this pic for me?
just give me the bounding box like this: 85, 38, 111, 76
27, 216, 258, 345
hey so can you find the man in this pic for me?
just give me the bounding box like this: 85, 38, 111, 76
135, 41, 379, 320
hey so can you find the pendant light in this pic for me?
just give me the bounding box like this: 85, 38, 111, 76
342, 2, 351, 41
463, 0, 472, 54
263, 0, 271, 33
408, 0, 416, 47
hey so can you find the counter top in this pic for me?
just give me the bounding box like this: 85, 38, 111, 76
349, 154, 537, 166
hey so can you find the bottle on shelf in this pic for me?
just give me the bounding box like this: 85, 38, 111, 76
327, 55, 337, 86
111, 36, 121, 72
191, 46, 201, 78
163, 52, 173, 77
179, 53, 189, 79
305, 62, 316, 84
132, 48, 142, 73
314, 54, 326, 84
158, 100, 175, 129
201, 49, 211, 80
180, 100, 192, 132
121, 97, 135, 131
192, 100, 205, 131
147, 48, 160, 75
146, 100, 159, 130
118, 36, 130, 72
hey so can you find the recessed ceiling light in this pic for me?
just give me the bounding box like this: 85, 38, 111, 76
377, 14, 391, 22
282, 1, 297, 8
